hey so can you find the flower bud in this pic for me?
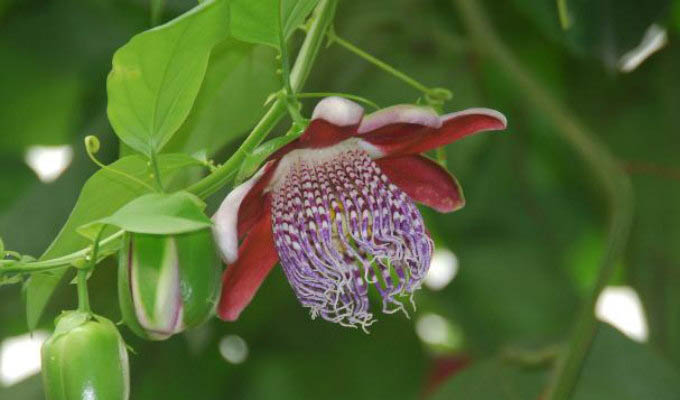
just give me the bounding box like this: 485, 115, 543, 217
118, 229, 221, 340
41, 312, 130, 400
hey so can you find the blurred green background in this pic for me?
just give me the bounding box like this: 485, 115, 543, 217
1, 0, 680, 399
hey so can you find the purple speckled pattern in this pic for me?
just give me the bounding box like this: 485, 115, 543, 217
271, 149, 432, 331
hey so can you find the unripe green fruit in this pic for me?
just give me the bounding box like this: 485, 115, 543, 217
41, 312, 130, 400
118, 229, 222, 340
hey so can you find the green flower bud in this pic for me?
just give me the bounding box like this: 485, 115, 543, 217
41, 312, 130, 400
118, 229, 221, 340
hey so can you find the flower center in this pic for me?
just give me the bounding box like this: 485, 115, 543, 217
271, 148, 432, 330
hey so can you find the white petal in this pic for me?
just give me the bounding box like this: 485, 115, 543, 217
441, 108, 508, 128
357, 104, 441, 134
311, 96, 364, 127
212, 164, 271, 263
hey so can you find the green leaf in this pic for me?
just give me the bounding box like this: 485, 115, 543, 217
52, 310, 90, 337
572, 324, 680, 399
236, 134, 298, 183
430, 359, 546, 400
230, 0, 319, 48
167, 40, 280, 155
25, 154, 195, 330
79, 191, 211, 237
106, 0, 230, 156
432, 325, 680, 400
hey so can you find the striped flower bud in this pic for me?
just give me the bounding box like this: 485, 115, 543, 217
41, 312, 130, 400
118, 229, 221, 340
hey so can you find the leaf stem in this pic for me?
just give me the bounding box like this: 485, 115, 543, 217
452, 1, 633, 399
76, 269, 91, 313
278, 0, 294, 99
187, 0, 338, 198
149, 151, 165, 192
85, 136, 156, 192
0, 0, 339, 276
150, 0, 165, 27
557, 0, 572, 30
327, 30, 452, 105
297, 92, 380, 110
0, 231, 124, 274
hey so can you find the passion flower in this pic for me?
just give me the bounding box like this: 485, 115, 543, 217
118, 229, 221, 340
213, 97, 507, 329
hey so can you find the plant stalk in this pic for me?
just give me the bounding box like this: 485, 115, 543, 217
187, 0, 337, 198
452, 0, 633, 398
76, 269, 91, 313
0, 0, 339, 275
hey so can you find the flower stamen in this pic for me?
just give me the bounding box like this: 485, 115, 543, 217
272, 148, 432, 329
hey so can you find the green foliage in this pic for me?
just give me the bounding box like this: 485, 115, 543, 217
0, 47, 82, 152
25, 154, 198, 330
230, 0, 319, 48
432, 324, 680, 399
430, 358, 546, 400
106, 0, 230, 156
571, 324, 680, 399
1, 0, 679, 399
167, 40, 280, 155
80, 192, 211, 237
236, 134, 299, 183
510, 0, 672, 67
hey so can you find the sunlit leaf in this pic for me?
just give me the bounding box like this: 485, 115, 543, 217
25, 153, 197, 330
167, 40, 280, 155
79, 191, 211, 238
106, 0, 230, 156
230, 0, 319, 48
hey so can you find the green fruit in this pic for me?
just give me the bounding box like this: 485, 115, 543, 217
41, 312, 129, 400
118, 228, 222, 340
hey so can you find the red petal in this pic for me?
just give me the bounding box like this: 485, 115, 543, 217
237, 161, 277, 238
376, 155, 465, 213
359, 108, 506, 157
213, 162, 276, 264
218, 204, 278, 321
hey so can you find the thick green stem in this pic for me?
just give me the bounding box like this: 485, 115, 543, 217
0, 0, 338, 276
187, 0, 337, 198
0, 231, 124, 274
452, 0, 633, 399
76, 269, 91, 313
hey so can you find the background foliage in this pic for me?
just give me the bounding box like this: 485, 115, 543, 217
1, 0, 679, 398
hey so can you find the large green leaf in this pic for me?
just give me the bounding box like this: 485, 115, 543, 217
571, 324, 680, 399
25, 154, 197, 330
106, 0, 230, 156
167, 39, 280, 155
230, 0, 319, 48
432, 324, 680, 399
430, 359, 546, 400
79, 191, 211, 237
